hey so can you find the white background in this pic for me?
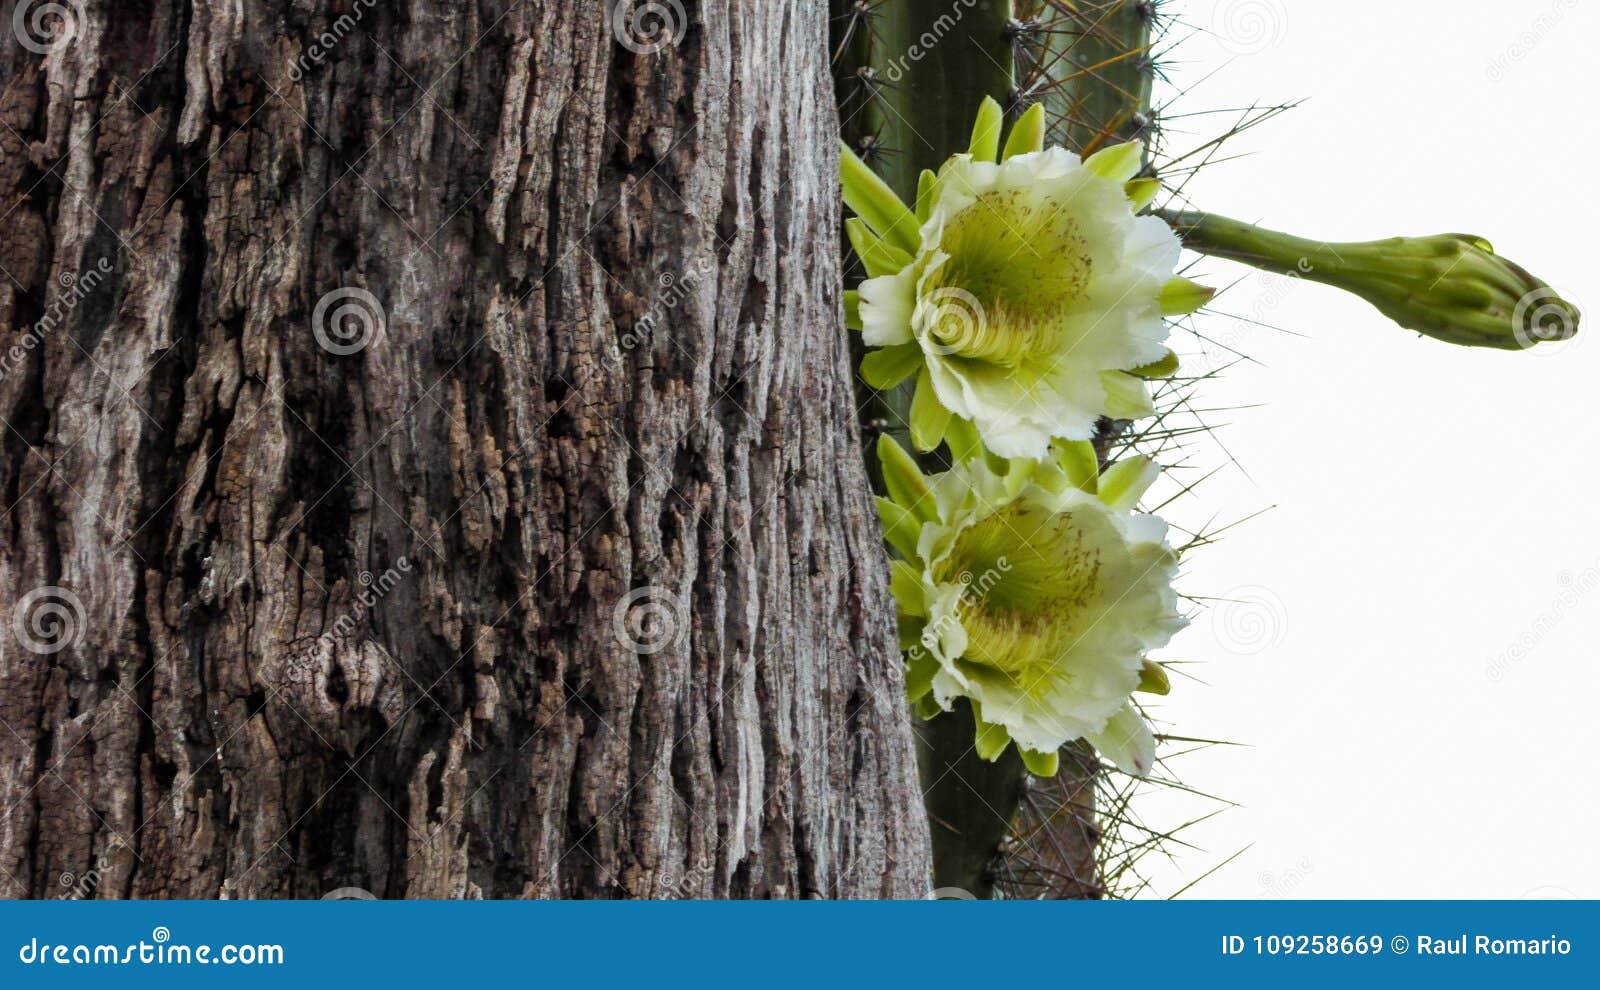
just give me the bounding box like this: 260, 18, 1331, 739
1138, 0, 1597, 898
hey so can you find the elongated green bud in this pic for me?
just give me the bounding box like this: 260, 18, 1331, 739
1162, 209, 1579, 351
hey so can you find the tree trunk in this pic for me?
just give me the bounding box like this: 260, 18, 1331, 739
0, 0, 930, 899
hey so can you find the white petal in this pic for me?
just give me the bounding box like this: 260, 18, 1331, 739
1086, 704, 1156, 776
859, 269, 916, 347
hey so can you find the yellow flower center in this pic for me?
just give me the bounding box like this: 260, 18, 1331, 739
923, 190, 1095, 369
937, 499, 1109, 677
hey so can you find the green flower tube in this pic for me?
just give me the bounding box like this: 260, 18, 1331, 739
1162, 209, 1580, 350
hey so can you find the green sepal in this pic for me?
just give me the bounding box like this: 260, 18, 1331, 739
1137, 659, 1171, 696
839, 141, 920, 254
943, 415, 982, 462
971, 704, 1011, 762
1053, 440, 1099, 494
845, 218, 913, 278
897, 613, 926, 650
915, 169, 937, 224
888, 558, 926, 616
843, 289, 861, 331
1027, 456, 1072, 496
1100, 371, 1155, 420
1019, 747, 1060, 777
1001, 103, 1045, 161
1098, 454, 1159, 512
860, 342, 921, 389
1159, 276, 1216, 316
914, 694, 943, 720
877, 434, 937, 522
983, 447, 1010, 478
1002, 457, 1038, 496
909, 368, 952, 452
876, 496, 921, 560
1124, 177, 1160, 212
904, 650, 939, 703
1127, 348, 1179, 378
967, 96, 1004, 163
1083, 140, 1142, 182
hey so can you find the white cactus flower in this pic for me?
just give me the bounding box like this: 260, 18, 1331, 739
878, 436, 1185, 776
843, 101, 1210, 460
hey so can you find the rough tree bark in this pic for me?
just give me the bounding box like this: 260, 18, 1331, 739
0, 0, 930, 898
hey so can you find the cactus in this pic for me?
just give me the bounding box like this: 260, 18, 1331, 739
1002, 0, 1165, 902
834, 0, 1578, 905
833, 0, 1025, 901
832, 0, 1170, 900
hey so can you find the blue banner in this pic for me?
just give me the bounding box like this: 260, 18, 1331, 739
2, 900, 1590, 987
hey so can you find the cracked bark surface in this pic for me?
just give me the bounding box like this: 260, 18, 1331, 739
0, 0, 930, 899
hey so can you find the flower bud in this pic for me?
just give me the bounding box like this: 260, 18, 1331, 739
1163, 211, 1579, 350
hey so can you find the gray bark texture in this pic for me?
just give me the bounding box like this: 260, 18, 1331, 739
0, 0, 930, 898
